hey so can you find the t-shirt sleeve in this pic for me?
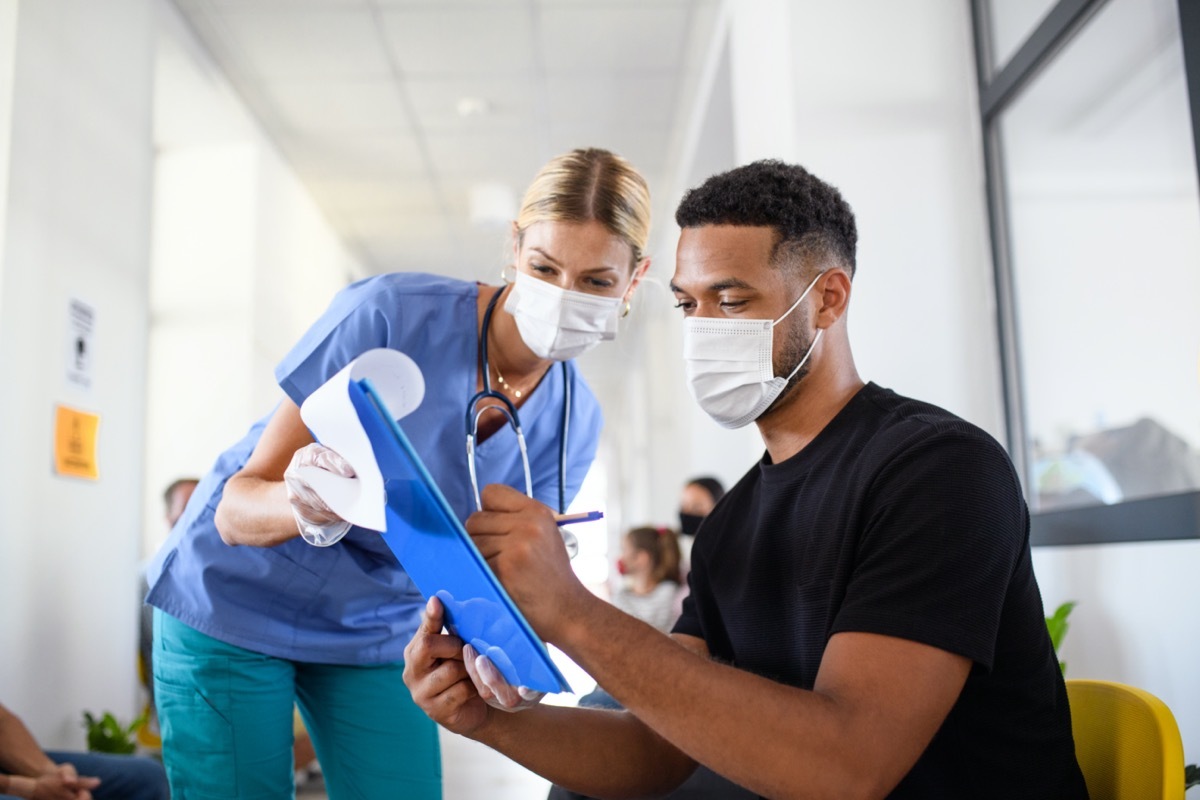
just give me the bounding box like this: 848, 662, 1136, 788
672, 557, 706, 640
274, 277, 396, 406
831, 429, 1027, 670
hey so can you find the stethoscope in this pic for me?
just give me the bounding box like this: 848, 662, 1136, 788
466, 285, 572, 514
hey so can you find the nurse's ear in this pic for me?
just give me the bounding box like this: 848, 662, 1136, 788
510, 220, 522, 268
624, 257, 651, 303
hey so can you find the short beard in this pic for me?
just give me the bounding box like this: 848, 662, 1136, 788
759, 310, 816, 420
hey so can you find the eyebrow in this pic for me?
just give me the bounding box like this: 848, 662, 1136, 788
529, 247, 620, 273
670, 277, 756, 293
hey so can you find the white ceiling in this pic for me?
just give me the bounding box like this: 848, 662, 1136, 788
169, 0, 718, 278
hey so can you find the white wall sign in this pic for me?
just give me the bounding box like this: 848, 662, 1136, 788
66, 297, 94, 390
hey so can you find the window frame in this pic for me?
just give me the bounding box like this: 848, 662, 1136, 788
969, 0, 1200, 546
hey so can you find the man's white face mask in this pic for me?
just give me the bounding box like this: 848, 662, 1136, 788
505, 270, 623, 361
683, 272, 824, 429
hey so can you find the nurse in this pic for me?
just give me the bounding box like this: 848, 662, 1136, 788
145, 147, 651, 799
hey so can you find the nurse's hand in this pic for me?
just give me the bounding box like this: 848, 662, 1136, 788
466, 484, 593, 644
403, 597, 491, 736
462, 643, 545, 712
284, 443, 354, 546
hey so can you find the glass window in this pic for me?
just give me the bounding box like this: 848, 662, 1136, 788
999, 0, 1200, 512
987, 0, 1060, 69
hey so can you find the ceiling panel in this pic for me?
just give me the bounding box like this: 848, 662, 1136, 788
380, 7, 536, 77
302, 176, 441, 217
217, 8, 392, 79
406, 76, 538, 133
280, 132, 428, 179
538, 3, 690, 74
423, 130, 542, 185
168, 0, 718, 277
266, 78, 411, 133
545, 73, 676, 125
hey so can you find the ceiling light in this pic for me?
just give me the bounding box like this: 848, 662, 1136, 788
456, 97, 491, 118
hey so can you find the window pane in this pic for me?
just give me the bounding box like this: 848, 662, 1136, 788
1000, 0, 1200, 512
987, 0, 1059, 69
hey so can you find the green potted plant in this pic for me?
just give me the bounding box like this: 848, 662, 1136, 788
82, 710, 146, 755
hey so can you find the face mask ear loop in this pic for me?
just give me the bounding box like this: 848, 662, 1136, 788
783, 328, 823, 383
772, 271, 824, 327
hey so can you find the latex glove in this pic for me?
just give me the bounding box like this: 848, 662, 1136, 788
284, 443, 355, 547
462, 642, 545, 712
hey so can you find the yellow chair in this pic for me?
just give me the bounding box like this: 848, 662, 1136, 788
1066, 678, 1185, 800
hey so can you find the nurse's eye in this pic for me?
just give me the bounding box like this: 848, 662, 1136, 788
585, 277, 615, 289
530, 264, 557, 277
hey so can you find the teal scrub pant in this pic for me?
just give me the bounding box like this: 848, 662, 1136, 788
153, 610, 441, 800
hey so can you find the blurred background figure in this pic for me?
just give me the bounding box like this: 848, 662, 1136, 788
1, 700, 168, 800
678, 476, 725, 540
612, 526, 683, 635
674, 476, 725, 618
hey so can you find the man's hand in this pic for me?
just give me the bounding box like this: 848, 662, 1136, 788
466, 484, 593, 642
29, 763, 100, 799
403, 597, 490, 736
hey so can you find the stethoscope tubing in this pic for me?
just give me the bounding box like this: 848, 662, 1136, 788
466, 285, 570, 514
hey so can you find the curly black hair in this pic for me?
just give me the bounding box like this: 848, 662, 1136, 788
674, 160, 858, 277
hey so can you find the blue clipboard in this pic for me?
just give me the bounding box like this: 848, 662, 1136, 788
349, 376, 572, 694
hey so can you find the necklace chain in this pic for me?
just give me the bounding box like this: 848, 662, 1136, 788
493, 362, 526, 399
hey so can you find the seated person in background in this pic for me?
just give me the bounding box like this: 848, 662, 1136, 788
674, 475, 724, 620
677, 476, 724, 540
404, 160, 1088, 799
575, 526, 684, 712
0, 702, 168, 800
612, 526, 682, 634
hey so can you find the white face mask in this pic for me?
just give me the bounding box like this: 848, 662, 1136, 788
683, 273, 824, 429
505, 270, 623, 361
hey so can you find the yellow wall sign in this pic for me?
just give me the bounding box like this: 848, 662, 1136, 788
54, 404, 100, 480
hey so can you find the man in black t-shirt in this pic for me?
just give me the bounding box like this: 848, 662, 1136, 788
404, 161, 1089, 799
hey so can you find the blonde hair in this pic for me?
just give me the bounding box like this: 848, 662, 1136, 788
516, 148, 651, 264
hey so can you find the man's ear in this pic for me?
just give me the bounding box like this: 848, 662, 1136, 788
815, 268, 852, 329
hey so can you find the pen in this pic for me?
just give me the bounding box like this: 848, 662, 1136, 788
554, 510, 604, 526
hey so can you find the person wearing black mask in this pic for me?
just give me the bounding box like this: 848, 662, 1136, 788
678, 476, 725, 537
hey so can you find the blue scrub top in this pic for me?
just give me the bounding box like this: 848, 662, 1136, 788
146, 273, 603, 664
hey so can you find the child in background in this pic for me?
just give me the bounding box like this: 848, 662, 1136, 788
572, 526, 682, 718
611, 526, 683, 634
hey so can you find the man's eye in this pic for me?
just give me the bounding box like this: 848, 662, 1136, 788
719, 300, 747, 310
673, 300, 695, 311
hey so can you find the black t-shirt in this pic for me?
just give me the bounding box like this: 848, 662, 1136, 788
674, 383, 1088, 799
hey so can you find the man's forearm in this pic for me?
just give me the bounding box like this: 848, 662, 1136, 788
552, 599, 865, 800
472, 702, 695, 798
0, 711, 57, 776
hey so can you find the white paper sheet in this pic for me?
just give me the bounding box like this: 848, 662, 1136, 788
297, 348, 425, 531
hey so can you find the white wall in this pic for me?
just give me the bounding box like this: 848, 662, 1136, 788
0, 0, 362, 749
142, 0, 362, 555
0, 0, 18, 308
0, 0, 154, 746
